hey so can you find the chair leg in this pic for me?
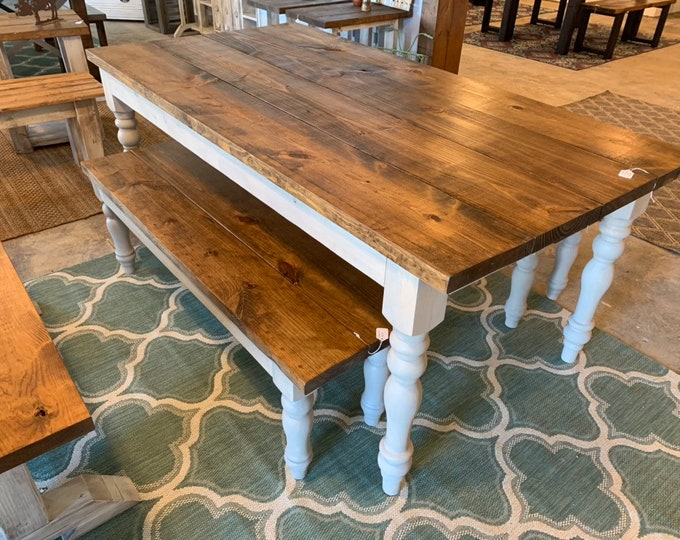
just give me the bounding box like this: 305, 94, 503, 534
604, 14, 625, 59
621, 11, 642, 42
530, 0, 542, 24
651, 5, 671, 47
572, 9, 591, 52
481, 0, 495, 32
554, 0, 568, 28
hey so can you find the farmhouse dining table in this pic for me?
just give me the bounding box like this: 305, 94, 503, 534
86, 24, 680, 495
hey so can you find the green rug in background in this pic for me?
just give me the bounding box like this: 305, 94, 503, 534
26, 247, 680, 539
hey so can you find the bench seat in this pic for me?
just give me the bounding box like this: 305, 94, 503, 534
0, 242, 138, 539
0, 72, 104, 162
82, 140, 390, 480
574, 0, 676, 59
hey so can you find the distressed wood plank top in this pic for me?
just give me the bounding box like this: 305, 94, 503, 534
0, 10, 89, 42
0, 72, 102, 112
246, 0, 347, 15
0, 243, 93, 474
287, 3, 411, 28
86, 25, 680, 293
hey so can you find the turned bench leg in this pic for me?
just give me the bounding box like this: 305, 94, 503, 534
361, 346, 389, 426
503, 230, 583, 328
281, 392, 315, 480
103, 203, 136, 273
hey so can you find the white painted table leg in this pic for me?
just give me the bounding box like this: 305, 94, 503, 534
106, 95, 140, 152
102, 203, 136, 274
281, 392, 316, 480
378, 330, 429, 495
361, 346, 389, 427
504, 252, 539, 328
561, 195, 651, 363
378, 261, 448, 495
547, 231, 583, 301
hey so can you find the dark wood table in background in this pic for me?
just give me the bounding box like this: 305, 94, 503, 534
87, 24, 680, 495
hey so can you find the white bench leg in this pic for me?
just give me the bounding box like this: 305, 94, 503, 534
562, 195, 651, 363
504, 252, 539, 328
361, 346, 389, 426
547, 231, 583, 301
102, 203, 136, 274
281, 391, 315, 480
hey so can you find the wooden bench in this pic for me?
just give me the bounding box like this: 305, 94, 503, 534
81, 140, 391, 480
287, 0, 413, 50
0, 242, 139, 540
247, 0, 347, 26
574, 0, 676, 59
0, 72, 104, 162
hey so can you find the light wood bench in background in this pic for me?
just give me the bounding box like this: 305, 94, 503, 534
287, 0, 414, 50
82, 140, 391, 480
0, 72, 104, 163
0, 242, 139, 540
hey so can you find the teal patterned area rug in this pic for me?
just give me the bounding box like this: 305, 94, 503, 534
26, 247, 680, 539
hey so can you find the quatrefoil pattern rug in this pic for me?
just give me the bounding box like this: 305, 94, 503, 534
26, 248, 680, 539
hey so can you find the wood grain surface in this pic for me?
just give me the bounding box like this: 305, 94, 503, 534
0, 243, 93, 474
0, 72, 102, 113
83, 142, 387, 393
86, 25, 680, 293
0, 10, 90, 42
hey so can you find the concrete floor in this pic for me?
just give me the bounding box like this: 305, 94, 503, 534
4, 12, 680, 372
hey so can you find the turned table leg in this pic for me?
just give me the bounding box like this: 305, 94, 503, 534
561, 194, 651, 363
378, 261, 448, 495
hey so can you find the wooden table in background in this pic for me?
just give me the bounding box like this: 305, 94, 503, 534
87, 25, 680, 495
0, 9, 92, 151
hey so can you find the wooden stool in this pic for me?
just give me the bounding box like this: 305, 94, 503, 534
0, 72, 105, 163
574, 0, 676, 59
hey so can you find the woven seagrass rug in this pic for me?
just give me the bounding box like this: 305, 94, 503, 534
564, 91, 680, 254
0, 103, 168, 241
464, 22, 680, 70
26, 247, 680, 539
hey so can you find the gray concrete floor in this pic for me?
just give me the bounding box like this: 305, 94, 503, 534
5, 12, 680, 372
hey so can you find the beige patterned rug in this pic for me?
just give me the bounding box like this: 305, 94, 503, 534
0, 103, 168, 241
564, 91, 680, 255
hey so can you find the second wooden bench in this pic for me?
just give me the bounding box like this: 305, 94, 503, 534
574, 0, 677, 59
82, 140, 390, 481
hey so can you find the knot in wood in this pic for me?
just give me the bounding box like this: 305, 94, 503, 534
34, 405, 48, 417
278, 260, 301, 285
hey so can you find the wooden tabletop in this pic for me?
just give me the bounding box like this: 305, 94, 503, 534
0, 9, 89, 42
246, 0, 347, 14
86, 25, 680, 294
0, 243, 93, 473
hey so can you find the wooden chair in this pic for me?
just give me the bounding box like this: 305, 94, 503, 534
287, 0, 415, 51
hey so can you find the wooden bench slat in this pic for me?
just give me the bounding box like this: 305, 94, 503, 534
0, 243, 93, 474
83, 141, 387, 394
288, 2, 411, 28
584, 0, 675, 13
0, 73, 103, 114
